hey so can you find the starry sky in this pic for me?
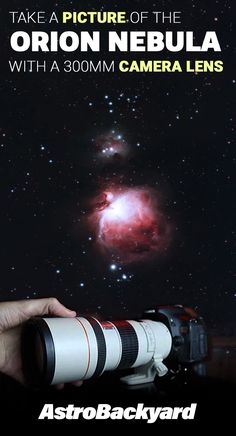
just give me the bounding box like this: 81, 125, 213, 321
0, 0, 235, 333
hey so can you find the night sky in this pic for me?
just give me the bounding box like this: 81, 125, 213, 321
0, 0, 235, 333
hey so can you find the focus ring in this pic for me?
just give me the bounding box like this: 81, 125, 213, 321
113, 321, 139, 369
85, 317, 107, 377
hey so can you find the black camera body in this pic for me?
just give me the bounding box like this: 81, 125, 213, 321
143, 305, 208, 364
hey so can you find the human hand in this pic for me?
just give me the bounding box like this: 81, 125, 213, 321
0, 298, 82, 388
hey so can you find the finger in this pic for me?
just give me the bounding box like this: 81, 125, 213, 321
20, 298, 76, 319
55, 384, 65, 390
71, 380, 83, 387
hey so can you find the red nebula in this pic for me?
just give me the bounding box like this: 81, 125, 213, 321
91, 187, 170, 263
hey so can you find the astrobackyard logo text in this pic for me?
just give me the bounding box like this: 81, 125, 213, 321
38, 403, 197, 422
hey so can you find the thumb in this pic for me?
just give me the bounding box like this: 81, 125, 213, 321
20, 298, 77, 319
0, 298, 76, 331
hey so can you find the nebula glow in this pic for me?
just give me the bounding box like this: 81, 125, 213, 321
95, 131, 129, 160
92, 187, 170, 263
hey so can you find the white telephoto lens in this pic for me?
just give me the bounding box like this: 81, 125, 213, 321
23, 316, 172, 385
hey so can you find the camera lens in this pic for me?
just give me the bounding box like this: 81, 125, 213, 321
22, 316, 172, 386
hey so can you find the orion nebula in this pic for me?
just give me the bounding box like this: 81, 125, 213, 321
91, 187, 170, 263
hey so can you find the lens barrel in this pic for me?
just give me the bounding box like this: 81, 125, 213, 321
22, 316, 172, 386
